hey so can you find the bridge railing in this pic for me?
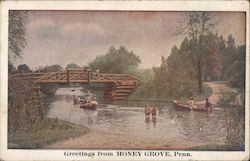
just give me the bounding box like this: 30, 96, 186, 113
8, 70, 141, 84
8, 73, 47, 80
101, 73, 141, 81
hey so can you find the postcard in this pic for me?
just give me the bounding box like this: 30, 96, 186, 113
0, 0, 249, 161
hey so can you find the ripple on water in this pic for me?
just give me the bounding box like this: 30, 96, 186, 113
47, 87, 227, 145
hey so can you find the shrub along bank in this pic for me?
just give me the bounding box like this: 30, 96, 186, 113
8, 78, 88, 148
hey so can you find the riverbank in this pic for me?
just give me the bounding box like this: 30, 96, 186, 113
189, 81, 244, 151
44, 130, 204, 150
8, 118, 88, 149
128, 83, 212, 102
188, 144, 241, 151
8, 78, 89, 149
204, 81, 238, 104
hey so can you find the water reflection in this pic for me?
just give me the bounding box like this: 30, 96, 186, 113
47, 87, 227, 145
152, 118, 157, 128
82, 108, 98, 125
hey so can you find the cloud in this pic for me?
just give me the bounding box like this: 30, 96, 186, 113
61, 22, 106, 39
16, 11, 246, 69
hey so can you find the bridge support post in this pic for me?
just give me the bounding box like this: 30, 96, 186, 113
87, 69, 92, 84
67, 70, 70, 83
104, 83, 116, 101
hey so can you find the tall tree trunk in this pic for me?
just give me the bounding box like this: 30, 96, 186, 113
197, 57, 202, 94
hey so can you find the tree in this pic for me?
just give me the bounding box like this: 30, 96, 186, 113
226, 45, 246, 89
178, 12, 216, 93
65, 63, 81, 70
37, 65, 63, 72
89, 46, 141, 74
201, 33, 222, 81
152, 56, 170, 97
8, 62, 16, 75
17, 64, 31, 73
162, 33, 223, 98
166, 38, 197, 97
223, 34, 238, 79
218, 35, 227, 80
8, 11, 28, 62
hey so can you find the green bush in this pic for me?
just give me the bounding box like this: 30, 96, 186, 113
217, 93, 245, 149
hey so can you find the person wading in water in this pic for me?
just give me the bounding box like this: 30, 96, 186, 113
144, 104, 151, 119
151, 106, 157, 119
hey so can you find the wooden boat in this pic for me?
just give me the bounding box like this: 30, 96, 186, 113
172, 100, 209, 112
80, 103, 97, 110
80, 100, 98, 110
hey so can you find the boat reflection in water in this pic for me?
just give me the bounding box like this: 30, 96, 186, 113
81, 108, 98, 124
172, 100, 209, 112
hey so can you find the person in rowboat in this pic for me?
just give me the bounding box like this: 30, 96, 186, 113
205, 98, 213, 112
73, 95, 78, 105
73, 95, 80, 105
188, 97, 197, 110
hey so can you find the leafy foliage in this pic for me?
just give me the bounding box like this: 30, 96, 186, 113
8, 11, 28, 62
217, 93, 245, 149
35, 65, 63, 72
8, 118, 88, 148
8, 79, 48, 133
177, 12, 216, 93
8, 62, 16, 75
151, 38, 196, 98
65, 63, 81, 70
127, 68, 156, 98
225, 43, 245, 89
141, 32, 245, 99
17, 64, 31, 73
89, 46, 141, 74
8, 79, 88, 148
200, 33, 222, 81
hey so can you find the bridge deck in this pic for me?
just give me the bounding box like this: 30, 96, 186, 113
9, 69, 141, 101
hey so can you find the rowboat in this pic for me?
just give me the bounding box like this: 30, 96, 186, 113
172, 100, 209, 112
80, 100, 98, 110
80, 103, 97, 110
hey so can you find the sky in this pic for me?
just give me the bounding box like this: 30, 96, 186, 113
13, 11, 246, 69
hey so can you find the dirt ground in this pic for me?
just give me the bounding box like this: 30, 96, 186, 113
44, 130, 202, 150
204, 81, 238, 105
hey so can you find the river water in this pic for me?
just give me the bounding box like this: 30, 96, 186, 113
47, 87, 227, 146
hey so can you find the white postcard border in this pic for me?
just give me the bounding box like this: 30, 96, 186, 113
0, 1, 249, 161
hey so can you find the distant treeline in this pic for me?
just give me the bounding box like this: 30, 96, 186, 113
149, 33, 245, 98
87, 34, 245, 99
9, 32, 245, 99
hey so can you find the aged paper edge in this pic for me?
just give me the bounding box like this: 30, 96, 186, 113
0, 1, 249, 161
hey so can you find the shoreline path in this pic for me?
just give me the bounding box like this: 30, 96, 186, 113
44, 81, 238, 149
204, 81, 239, 105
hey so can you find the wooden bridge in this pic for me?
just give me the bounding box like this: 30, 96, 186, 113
9, 69, 141, 101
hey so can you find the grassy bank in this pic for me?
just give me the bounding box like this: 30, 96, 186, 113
8, 118, 88, 149
8, 78, 89, 149
187, 144, 243, 151
192, 83, 213, 101
128, 83, 213, 102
